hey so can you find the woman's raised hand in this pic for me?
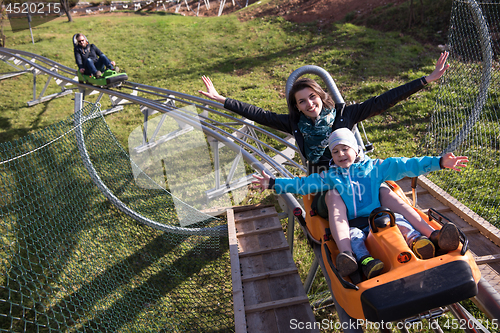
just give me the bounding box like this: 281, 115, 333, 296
426, 51, 450, 83
198, 76, 226, 103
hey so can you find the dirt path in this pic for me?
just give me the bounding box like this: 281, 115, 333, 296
235, 0, 407, 25
78, 0, 407, 26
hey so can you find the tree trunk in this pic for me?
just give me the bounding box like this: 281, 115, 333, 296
420, 0, 424, 25
0, 0, 6, 47
408, 0, 414, 29
60, 0, 73, 22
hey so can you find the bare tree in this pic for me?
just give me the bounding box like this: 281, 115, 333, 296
408, 0, 424, 29
60, 0, 73, 22
0, 0, 6, 46
409, 0, 414, 28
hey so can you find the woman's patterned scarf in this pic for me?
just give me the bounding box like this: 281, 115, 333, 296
298, 108, 336, 164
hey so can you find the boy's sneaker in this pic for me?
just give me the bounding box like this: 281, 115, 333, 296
335, 251, 358, 277
94, 70, 102, 79
411, 236, 435, 260
360, 256, 384, 279
114, 66, 120, 73
430, 223, 460, 252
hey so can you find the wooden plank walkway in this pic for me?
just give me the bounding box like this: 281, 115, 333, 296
228, 205, 319, 333
226, 176, 500, 331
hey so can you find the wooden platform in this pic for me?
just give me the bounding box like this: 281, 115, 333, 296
228, 205, 319, 333
226, 176, 500, 331
398, 176, 500, 314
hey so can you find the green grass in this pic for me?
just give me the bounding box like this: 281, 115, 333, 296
0, 4, 495, 332
1, 12, 442, 157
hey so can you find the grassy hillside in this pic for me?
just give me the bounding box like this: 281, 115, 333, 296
1, 10, 443, 159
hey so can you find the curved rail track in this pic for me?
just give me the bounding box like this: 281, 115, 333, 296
2, 47, 500, 331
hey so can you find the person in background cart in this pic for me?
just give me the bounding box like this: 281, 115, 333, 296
73, 33, 119, 79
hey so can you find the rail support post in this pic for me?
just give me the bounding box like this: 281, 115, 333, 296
27, 67, 72, 106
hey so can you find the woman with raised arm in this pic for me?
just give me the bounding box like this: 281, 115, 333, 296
252, 128, 467, 278
198, 52, 458, 269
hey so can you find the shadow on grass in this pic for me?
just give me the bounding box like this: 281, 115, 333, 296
0, 118, 118, 331
75, 235, 230, 331
132, 10, 180, 17
158, 34, 435, 91
0, 109, 232, 332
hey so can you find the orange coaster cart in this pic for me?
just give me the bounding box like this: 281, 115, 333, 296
296, 180, 481, 323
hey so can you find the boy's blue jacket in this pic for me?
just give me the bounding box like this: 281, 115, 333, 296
273, 156, 442, 220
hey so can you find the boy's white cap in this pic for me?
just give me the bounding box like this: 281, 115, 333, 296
328, 128, 359, 153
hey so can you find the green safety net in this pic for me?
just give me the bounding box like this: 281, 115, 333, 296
0, 103, 234, 332
419, 0, 499, 227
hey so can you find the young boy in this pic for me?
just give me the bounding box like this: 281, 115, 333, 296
253, 128, 467, 279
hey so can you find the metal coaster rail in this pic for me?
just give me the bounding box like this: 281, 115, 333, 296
0, 47, 303, 175
3, 47, 500, 331
0, 47, 307, 237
